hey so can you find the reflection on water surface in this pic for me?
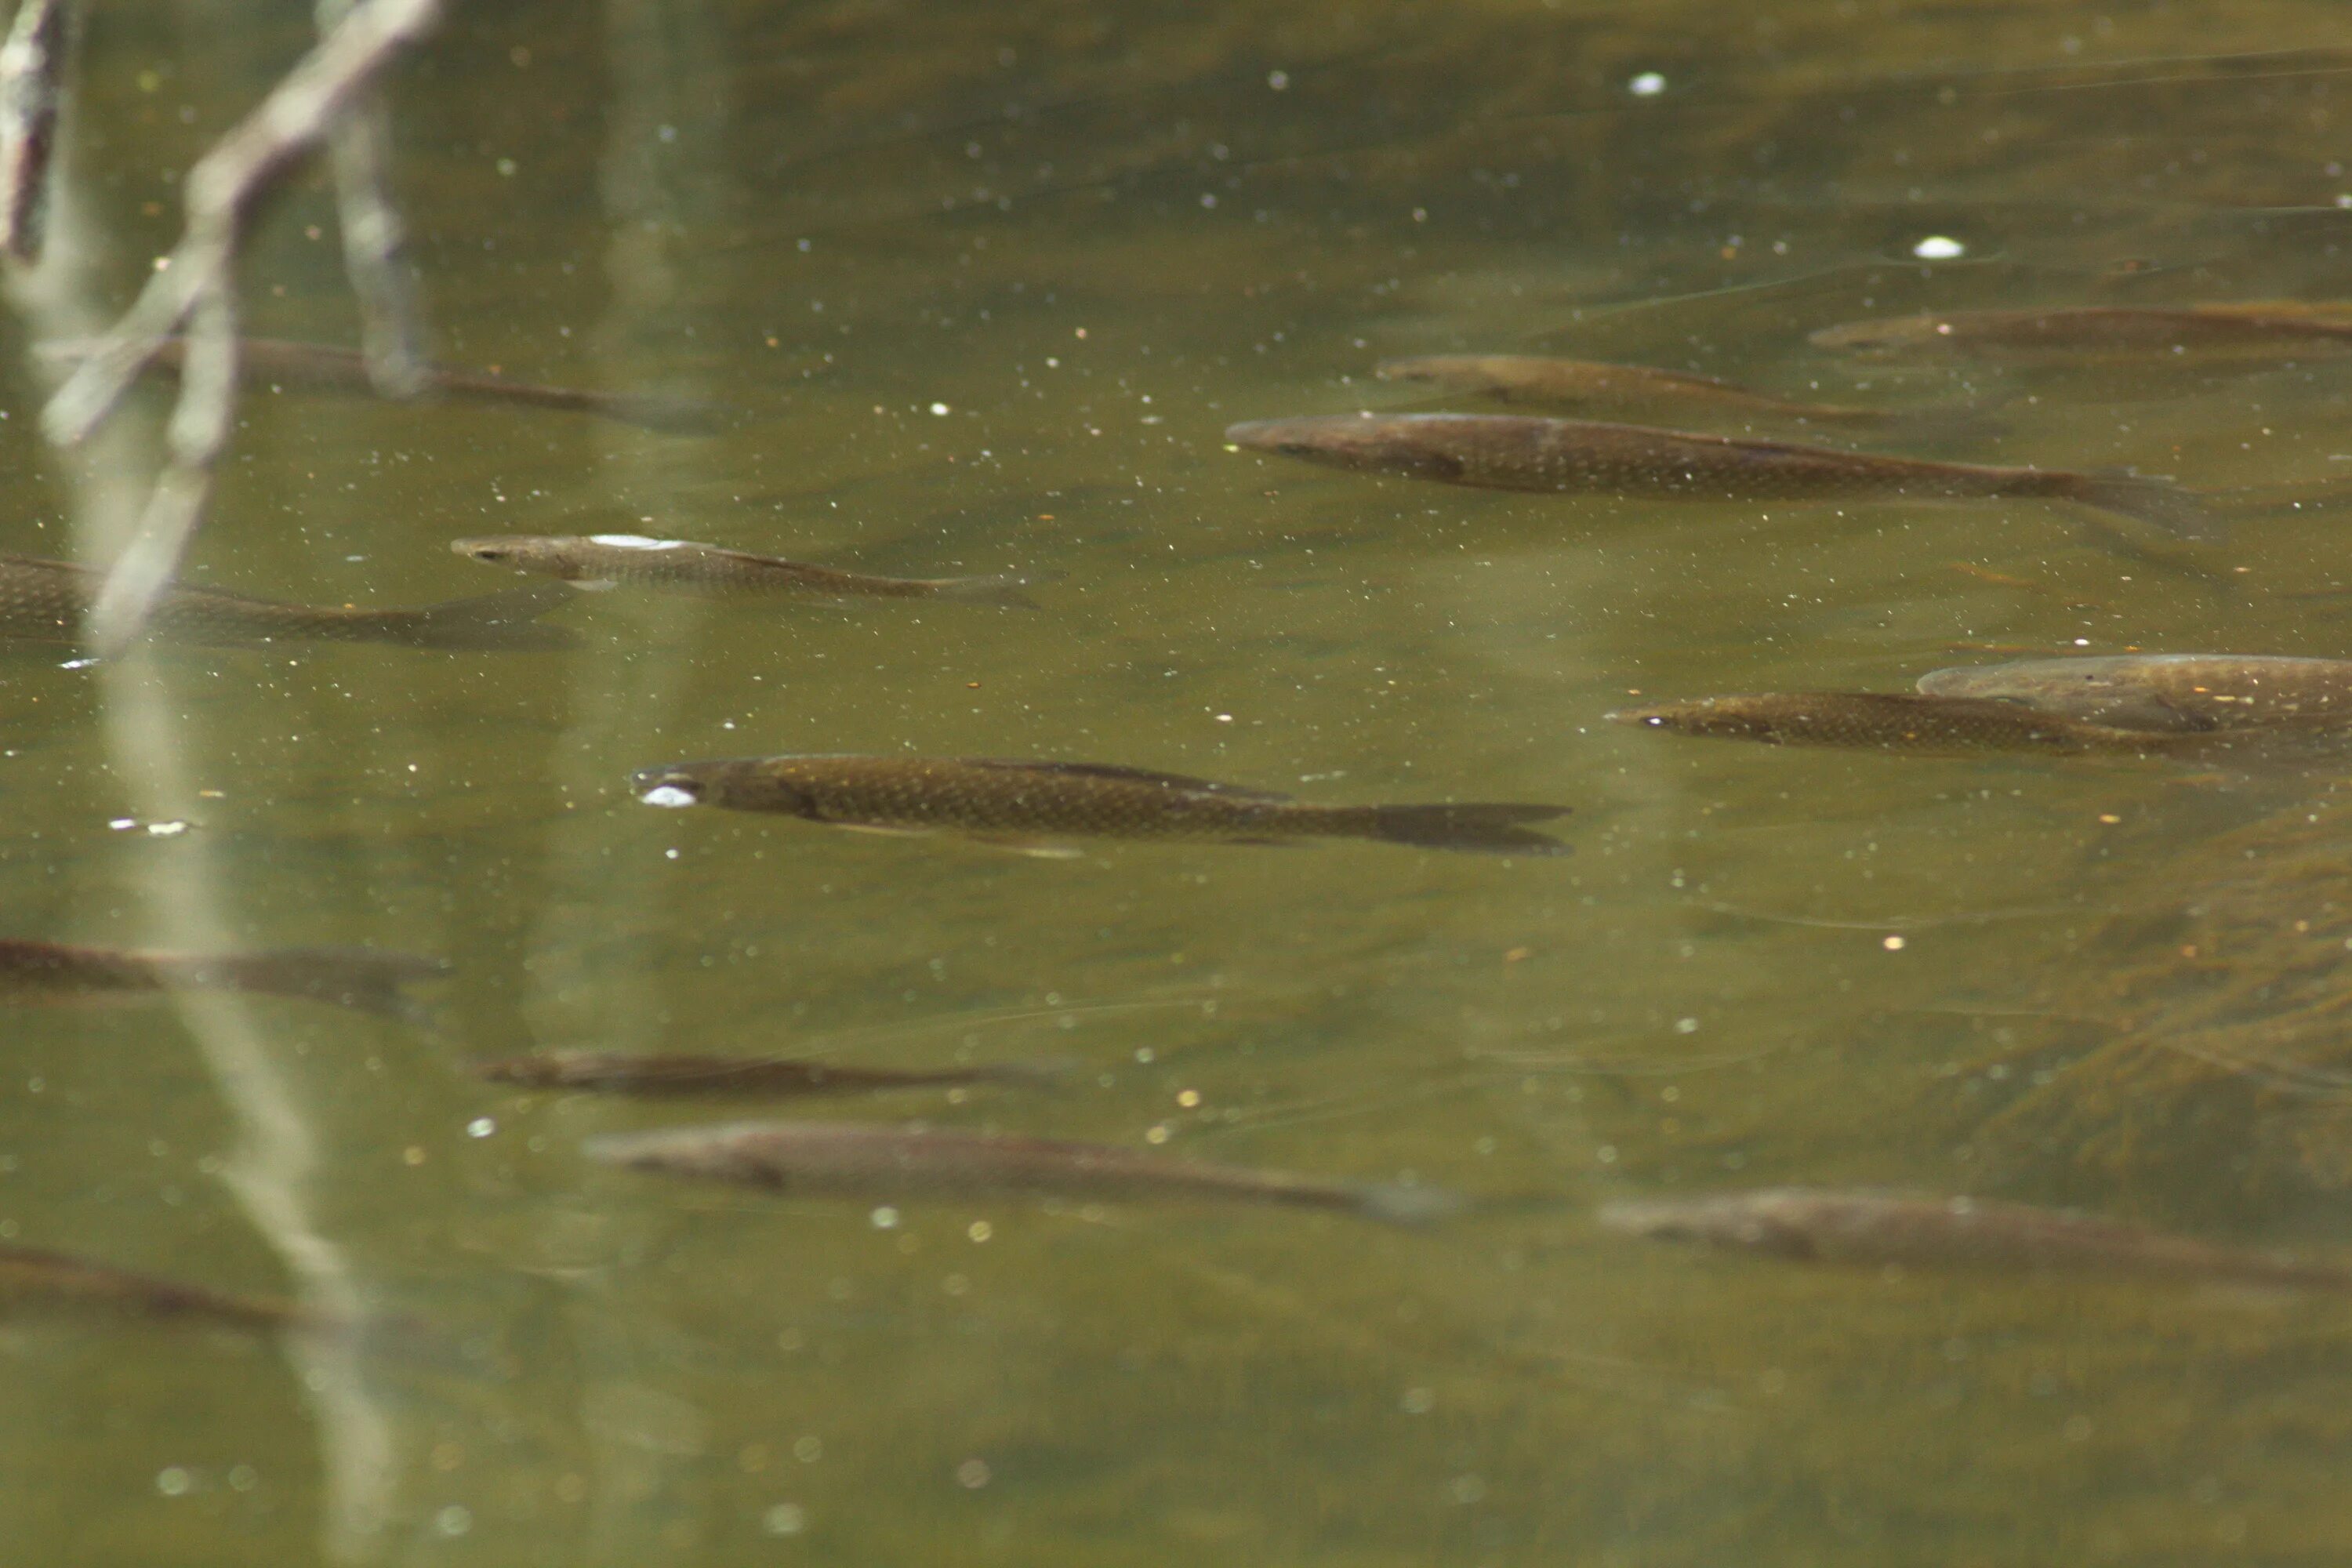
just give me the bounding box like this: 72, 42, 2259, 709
7, 2, 2352, 1563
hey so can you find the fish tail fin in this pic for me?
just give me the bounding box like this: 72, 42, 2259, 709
1360, 802, 1572, 856
399, 583, 583, 651
201, 947, 452, 1025
2060, 470, 2226, 541
927, 569, 1065, 610
1359, 1182, 1472, 1226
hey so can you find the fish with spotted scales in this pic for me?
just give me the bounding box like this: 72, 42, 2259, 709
1224, 413, 2214, 538
631, 753, 1570, 856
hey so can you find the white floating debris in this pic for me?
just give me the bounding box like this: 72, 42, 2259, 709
146, 820, 190, 837
107, 818, 136, 831
640, 786, 698, 808
1911, 234, 1967, 260
1628, 71, 1668, 97
587, 533, 684, 550
929, 401, 951, 416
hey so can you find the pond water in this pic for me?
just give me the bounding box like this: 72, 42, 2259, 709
8, 2, 2352, 1564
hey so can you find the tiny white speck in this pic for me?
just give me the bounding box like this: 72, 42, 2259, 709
664, 848, 681, 860
435, 1505, 472, 1537
146, 820, 189, 837
1628, 71, 1667, 96
1911, 234, 1966, 260
764, 1504, 806, 1537
2072, 637, 2090, 647
1674, 1017, 1699, 1033
466, 1116, 496, 1138
1214, 713, 1233, 723
641, 786, 697, 808
929, 401, 951, 416
870, 1206, 900, 1229
1200, 193, 1217, 209
587, 533, 683, 550
1883, 935, 1907, 951
155, 1467, 192, 1497
59, 658, 96, 670
1266, 70, 1289, 90
107, 818, 136, 830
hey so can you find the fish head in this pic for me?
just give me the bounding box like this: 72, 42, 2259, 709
451, 535, 577, 576
1224, 416, 1468, 481
630, 759, 825, 817
1605, 696, 1786, 742
1807, 315, 1944, 354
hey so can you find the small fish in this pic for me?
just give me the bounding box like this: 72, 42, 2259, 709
469, 1051, 1056, 1098
1607, 691, 2201, 756
0, 940, 449, 1024
1224, 413, 2213, 539
1374, 354, 1959, 432
0, 553, 579, 651
451, 534, 1046, 609
583, 1118, 1466, 1225
1918, 654, 2352, 735
1809, 302, 2352, 359
629, 754, 1570, 856
33, 336, 725, 435
0, 0, 70, 264
0, 1240, 319, 1331
1599, 1187, 2352, 1291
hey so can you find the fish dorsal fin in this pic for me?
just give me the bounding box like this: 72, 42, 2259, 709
956, 758, 1293, 800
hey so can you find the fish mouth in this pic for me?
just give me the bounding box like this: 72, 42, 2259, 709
630, 766, 704, 807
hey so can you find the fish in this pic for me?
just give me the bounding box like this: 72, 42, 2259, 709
469, 1051, 1058, 1098
1809, 302, 2352, 359
583, 1118, 1466, 1225
1373, 354, 1965, 432
1223, 413, 2213, 539
1917, 654, 2352, 735
1606, 691, 2204, 756
32, 336, 726, 435
1598, 1187, 2352, 1291
0, 940, 450, 1024
0, 1240, 319, 1331
0, 0, 70, 264
0, 553, 580, 651
628, 753, 1571, 856
450, 534, 1047, 609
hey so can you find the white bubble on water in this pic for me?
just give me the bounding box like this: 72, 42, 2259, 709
1911, 234, 1966, 260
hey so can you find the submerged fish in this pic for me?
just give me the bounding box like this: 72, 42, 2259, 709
1809, 302, 2352, 359
451, 534, 1046, 609
0, 1240, 318, 1330
1608, 691, 2201, 756
1918, 654, 2352, 735
34, 336, 724, 435
0, 940, 448, 1023
1224, 413, 2212, 538
470, 1051, 1054, 1098
1374, 354, 1952, 431
1599, 1187, 2352, 1291
583, 1118, 1465, 1224
0, 554, 579, 651
630, 754, 1570, 856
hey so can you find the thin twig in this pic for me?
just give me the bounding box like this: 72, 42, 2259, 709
38, 0, 442, 654
316, 0, 430, 397
0, 0, 71, 264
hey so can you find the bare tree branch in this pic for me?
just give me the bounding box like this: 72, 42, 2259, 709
317, 0, 430, 398
0, 0, 72, 265
38, 0, 443, 655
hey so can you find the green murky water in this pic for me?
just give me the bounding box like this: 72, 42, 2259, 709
7, 2, 2352, 1563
